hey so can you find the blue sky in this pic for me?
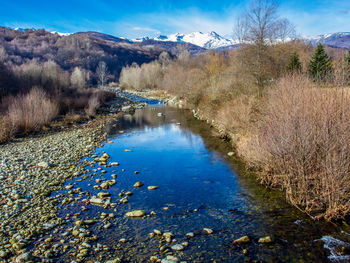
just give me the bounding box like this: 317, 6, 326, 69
0, 0, 349, 38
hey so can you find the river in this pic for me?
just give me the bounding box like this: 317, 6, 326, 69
53, 101, 350, 262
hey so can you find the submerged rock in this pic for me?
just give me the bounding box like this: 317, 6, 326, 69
89, 196, 106, 206
125, 210, 145, 218
203, 228, 213, 234
133, 181, 144, 188
147, 186, 159, 190
233, 235, 251, 244
171, 244, 184, 251
258, 236, 274, 243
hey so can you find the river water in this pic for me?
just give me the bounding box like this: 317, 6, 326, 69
56, 103, 350, 262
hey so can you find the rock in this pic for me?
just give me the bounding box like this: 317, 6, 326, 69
110, 162, 119, 166
124, 149, 132, 152
65, 184, 74, 190
154, 229, 162, 235
242, 249, 248, 255
233, 235, 251, 244
75, 220, 84, 226
89, 196, 106, 206
133, 181, 144, 188
227, 152, 234, 157
102, 153, 110, 159
15, 252, 34, 263
165, 255, 180, 262
150, 256, 158, 262
100, 182, 110, 190
119, 238, 127, 243
37, 161, 52, 168
203, 228, 213, 234
258, 236, 273, 243
125, 210, 145, 218
181, 241, 189, 247
186, 232, 194, 238
171, 244, 184, 251
105, 258, 121, 263
109, 213, 115, 218
104, 223, 112, 229
163, 232, 174, 239
97, 192, 111, 199
82, 242, 92, 248
147, 186, 159, 190
125, 191, 133, 196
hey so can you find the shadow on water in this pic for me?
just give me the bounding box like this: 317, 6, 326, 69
52, 105, 350, 263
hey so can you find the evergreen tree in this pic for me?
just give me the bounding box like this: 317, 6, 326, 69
308, 43, 333, 81
286, 51, 302, 73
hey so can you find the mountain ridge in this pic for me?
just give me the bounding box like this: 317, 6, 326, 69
11, 27, 350, 50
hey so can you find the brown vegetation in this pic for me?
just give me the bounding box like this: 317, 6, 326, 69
119, 41, 350, 220
251, 75, 350, 219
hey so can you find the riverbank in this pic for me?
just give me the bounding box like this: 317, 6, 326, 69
123, 86, 350, 222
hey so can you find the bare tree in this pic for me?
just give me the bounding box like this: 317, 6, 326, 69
234, 0, 295, 95
234, 0, 295, 45
71, 67, 86, 89
96, 61, 109, 87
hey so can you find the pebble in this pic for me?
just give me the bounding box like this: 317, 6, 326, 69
258, 236, 273, 243
203, 228, 213, 234
148, 186, 159, 190
125, 210, 145, 218
233, 235, 251, 244
186, 232, 194, 238
171, 244, 184, 251
133, 181, 144, 188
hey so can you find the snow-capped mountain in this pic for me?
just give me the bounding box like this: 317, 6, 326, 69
133, 31, 238, 49
302, 32, 350, 49
132, 31, 350, 49
51, 31, 72, 36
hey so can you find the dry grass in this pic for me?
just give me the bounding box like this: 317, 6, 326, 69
252, 74, 350, 219
8, 87, 59, 133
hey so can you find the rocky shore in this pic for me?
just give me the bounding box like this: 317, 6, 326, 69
0, 91, 148, 262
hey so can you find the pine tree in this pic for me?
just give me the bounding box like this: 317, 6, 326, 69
286, 51, 302, 73
308, 43, 333, 81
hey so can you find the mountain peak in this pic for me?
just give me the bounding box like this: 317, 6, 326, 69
133, 31, 235, 49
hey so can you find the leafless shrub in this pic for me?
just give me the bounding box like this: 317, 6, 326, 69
85, 94, 101, 117
0, 115, 15, 144
253, 74, 350, 219
8, 87, 59, 133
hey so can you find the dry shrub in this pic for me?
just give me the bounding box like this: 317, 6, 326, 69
216, 95, 256, 134
85, 94, 101, 117
254, 74, 350, 219
0, 115, 15, 144
8, 87, 59, 133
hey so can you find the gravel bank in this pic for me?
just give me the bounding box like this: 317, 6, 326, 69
0, 119, 112, 261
